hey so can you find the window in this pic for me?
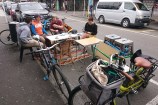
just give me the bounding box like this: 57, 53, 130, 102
97, 2, 122, 10
124, 2, 136, 10
134, 3, 149, 11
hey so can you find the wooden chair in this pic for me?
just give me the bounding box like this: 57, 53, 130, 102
57, 39, 74, 65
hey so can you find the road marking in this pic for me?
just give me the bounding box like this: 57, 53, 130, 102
150, 79, 158, 86
54, 13, 158, 38
146, 95, 158, 105
146, 79, 158, 105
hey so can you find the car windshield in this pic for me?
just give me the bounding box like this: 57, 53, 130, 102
11, 4, 17, 10
134, 3, 149, 11
20, 3, 44, 11
40, 3, 47, 8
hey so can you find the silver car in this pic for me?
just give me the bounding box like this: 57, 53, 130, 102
15, 2, 49, 22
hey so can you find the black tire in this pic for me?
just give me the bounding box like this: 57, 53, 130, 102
0, 29, 15, 45
68, 85, 92, 105
53, 65, 71, 99
99, 16, 105, 24
121, 18, 130, 28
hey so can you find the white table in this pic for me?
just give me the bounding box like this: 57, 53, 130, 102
46, 33, 82, 43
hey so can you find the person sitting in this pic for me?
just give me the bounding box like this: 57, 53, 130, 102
50, 16, 64, 34
18, 17, 43, 48
80, 17, 97, 39
31, 14, 50, 44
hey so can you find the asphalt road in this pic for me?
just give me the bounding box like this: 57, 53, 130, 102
51, 11, 158, 105
0, 8, 158, 105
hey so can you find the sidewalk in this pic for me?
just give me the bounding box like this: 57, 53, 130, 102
52, 11, 158, 30
0, 16, 64, 105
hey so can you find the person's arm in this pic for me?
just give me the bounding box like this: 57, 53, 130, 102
84, 23, 88, 32
55, 20, 64, 30
30, 24, 37, 35
50, 21, 56, 32
42, 27, 48, 35
91, 24, 97, 35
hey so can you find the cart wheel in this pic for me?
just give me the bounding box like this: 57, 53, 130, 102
0, 29, 15, 45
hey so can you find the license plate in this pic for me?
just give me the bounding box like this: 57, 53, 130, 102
144, 23, 148, 26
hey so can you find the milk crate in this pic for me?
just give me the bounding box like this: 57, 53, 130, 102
104, 34, 121, 44
114, 38, 134, 56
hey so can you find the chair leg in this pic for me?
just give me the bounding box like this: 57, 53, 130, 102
20, 47, 24, 62
29, 47, 34, 60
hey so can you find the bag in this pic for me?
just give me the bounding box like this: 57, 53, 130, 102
79, 59, 125, 105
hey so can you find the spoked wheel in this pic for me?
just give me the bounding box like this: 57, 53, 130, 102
68, 85, 93, 105
53, 65, 71, 99
0, 29, 15, 45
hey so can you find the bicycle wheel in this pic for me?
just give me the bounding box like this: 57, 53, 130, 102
53, 65, 71, 99
0, 29, 15, 45
68, 85, 92, 105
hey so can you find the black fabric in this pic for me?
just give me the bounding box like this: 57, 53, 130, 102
130, 49, 142, 63
84, 22, 97, 35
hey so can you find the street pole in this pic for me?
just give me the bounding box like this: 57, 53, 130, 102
73, 0, 75, 15
83, 0, 85, 16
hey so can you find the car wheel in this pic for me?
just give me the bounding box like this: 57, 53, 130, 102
99, 16, 105, 24
121, 18, 130, 28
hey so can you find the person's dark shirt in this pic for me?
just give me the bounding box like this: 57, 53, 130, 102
84, 22, 97, 35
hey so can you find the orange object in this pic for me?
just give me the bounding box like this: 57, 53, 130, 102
32, 21, 43, 35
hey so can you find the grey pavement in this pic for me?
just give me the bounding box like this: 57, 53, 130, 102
0, 16, 64, 105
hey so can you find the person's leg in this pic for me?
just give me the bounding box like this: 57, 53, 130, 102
23, 39, 43, 48
39, 36, 45, 44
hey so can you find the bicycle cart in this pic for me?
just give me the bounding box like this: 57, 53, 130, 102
68, 47, 158, 105
0, 22, 19, 45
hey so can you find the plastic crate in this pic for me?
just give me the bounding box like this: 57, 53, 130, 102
114, 38, 133, 56
104, 34, 121, 44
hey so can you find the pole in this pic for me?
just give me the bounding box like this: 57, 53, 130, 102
83, 0, 85, 16
73, 0, 75, 15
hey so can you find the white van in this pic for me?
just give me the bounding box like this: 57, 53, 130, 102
95, 0, 151, 27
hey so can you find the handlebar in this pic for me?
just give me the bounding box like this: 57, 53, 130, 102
109, 54, 133, 81
35, 43, 59, 53
25, 43, 59, 56
111, 64, 134, 81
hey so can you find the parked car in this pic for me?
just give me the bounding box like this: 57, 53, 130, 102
10, 3, 17, 21
95, 0, 151, 28
5, 1, 15, 15
15, 2, 49, 22
39, 2, 51, 12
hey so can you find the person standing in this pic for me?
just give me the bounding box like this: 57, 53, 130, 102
65, 0, 68, 13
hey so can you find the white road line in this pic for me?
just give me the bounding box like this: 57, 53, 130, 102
146, 79, 158, 105
146, 95, 158, 105
54, 14, 158, 38
150, 79, 158, 86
